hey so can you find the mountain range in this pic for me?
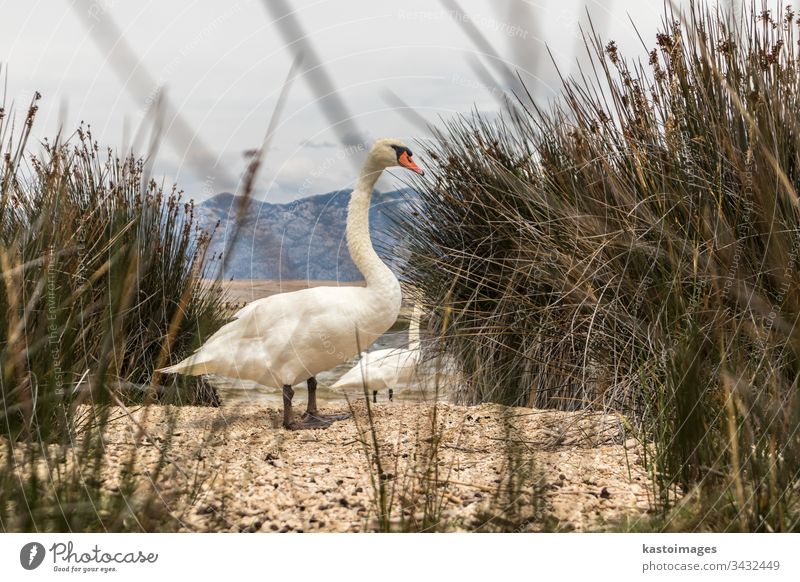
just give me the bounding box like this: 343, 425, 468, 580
197, 189, 414, 281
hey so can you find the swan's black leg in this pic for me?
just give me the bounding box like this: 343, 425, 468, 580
286, 378, 337, 430
295, 377, 351, 426
282, 385, 294, 429
306, 376, 319, 416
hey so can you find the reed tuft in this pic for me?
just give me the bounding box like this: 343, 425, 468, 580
396, 2, 800, 531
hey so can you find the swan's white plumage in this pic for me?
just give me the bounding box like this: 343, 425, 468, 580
158, 138, 413, 389
159, 285, 400, 386
330, 347, 419, 391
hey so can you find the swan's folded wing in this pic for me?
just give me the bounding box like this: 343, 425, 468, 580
210, 291, 310, 343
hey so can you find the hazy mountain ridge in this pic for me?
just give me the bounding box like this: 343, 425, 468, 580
198, 189, 413, 281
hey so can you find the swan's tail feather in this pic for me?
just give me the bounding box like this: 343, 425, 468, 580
156, 356, 213, 376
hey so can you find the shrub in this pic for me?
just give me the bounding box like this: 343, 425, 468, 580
0, 93, 224, 530
397, 2, 800, 531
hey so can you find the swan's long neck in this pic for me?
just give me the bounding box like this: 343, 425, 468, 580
347, 159, 398, 294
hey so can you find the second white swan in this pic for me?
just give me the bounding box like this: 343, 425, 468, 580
331, 305, 422, 395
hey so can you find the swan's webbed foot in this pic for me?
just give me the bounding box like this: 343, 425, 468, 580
301, 411, 352, 423
286, 415, 334, 430
300, 378, 351, 425
281, 379, 352, 429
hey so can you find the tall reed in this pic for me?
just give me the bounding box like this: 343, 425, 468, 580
396, 2, 800, 531
0, 93, 225, 531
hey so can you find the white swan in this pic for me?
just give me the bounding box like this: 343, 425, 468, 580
331, 305, 421, 395
157, 138, 423, 429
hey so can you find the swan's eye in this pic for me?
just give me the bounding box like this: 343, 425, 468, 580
390, 144, 412, 160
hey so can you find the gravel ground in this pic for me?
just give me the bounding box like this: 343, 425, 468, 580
85, 400, 656, 532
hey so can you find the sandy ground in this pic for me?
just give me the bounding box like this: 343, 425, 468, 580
89, 400, 655, 532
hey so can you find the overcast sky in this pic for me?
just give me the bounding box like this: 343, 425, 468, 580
1, 0, 708, 203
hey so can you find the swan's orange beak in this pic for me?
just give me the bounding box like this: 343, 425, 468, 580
398, 151, 424, 176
